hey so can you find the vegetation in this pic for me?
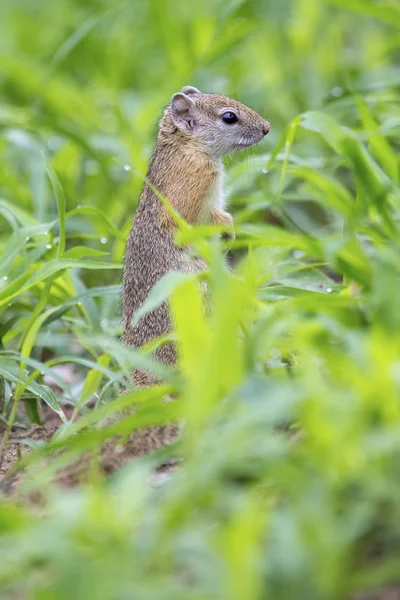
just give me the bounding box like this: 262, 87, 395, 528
1, 0, 400, 597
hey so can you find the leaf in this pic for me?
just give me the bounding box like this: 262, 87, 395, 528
63, 246, 109, 259
355, 95, 398, 183
370, 249, 400, 332
77, 353, 111, 411
236, 224, 323, 258
290, 167, 355, 219
277, 115, 303, 199
171, 276, 211, 411
0, 359, 65, 420
0, 259, 122, 307
323, 0, 400, 28
132, 271, 199, 326
23, 397, 42, 426
46, 165, 66, 257
0, 221, 57, 278
0, 198, 38, 227
300, 111, 392, 211
66, 206, 126, 241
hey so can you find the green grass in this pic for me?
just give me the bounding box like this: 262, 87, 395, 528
1, 0, 400, 597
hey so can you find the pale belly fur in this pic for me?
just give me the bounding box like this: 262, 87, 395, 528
197, 167, 224, 223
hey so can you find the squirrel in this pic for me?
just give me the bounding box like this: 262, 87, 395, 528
123, 85, 270, 385
3, 88, 271, 490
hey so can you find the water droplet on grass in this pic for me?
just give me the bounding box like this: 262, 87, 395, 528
47, 136, 63, 151
100, 237, 108, 244
332, 87, 343, 98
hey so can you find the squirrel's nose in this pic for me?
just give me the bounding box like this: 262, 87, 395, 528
262, 120, 271, 136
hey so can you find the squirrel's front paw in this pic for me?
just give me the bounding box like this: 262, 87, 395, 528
221, 228, 235, 242
211, 209, 235, 241
220, 212, 235, 243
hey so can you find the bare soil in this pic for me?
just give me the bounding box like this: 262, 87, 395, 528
0, 400, 179, 495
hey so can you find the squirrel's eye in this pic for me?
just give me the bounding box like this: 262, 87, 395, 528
222, 111, 238, 124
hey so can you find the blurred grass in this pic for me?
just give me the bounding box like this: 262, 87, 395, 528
1, 0, 400, 598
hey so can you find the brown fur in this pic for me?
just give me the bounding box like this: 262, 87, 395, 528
1, 89, 270, 492
157, 147, 219, 229
123, 86, 270, 382
210, 207, 234, 229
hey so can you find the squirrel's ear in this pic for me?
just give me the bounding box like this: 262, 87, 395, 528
171, 92, 196, 131
181, 85, 201, 96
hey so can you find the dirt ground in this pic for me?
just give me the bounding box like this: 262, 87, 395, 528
0, 399, 179, 495
0, 405, 65, 481
0, 360, 180, 491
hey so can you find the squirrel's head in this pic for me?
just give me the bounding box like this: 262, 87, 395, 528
161, 86, 270, 158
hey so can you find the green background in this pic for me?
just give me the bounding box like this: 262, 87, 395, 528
0, 1, 400, 598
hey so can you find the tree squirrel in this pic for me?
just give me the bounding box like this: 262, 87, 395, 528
123, 86, 270, 384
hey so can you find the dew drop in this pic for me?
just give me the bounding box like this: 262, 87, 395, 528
332, 86, 343, 98
293, 250, 305, 259
47, 136, 63, 151
25, 236, 30, 242
262, 168, 268, 174
327, 287, 333, 293
100, 237, 108, 244
3, 276, 8, 281
123, 164, 131, 172
46, 244, 52, 249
